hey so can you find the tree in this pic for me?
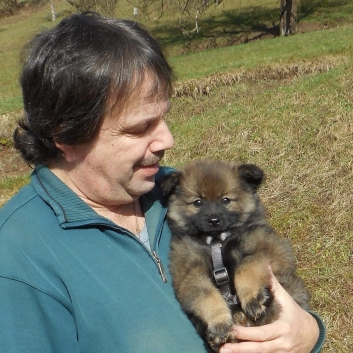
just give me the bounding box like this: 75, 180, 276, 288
49, 0, 56, 21
130, 0, 222, 35
66, 0, 118, 16
279, 0, 297, 36
174, 0, 222, 35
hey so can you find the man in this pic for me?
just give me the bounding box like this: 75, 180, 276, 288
0, 12, 325, 352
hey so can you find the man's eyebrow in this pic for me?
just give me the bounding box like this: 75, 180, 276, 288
123, 100, 171, 125
125, 111, 168, 129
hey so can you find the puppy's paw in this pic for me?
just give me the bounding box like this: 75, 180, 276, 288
242, 286, 273, 321
206, 320, 235, 352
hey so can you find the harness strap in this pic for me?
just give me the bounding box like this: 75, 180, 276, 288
209, 234, 238, 307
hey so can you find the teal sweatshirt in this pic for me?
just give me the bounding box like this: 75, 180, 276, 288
0, 166, 325, 352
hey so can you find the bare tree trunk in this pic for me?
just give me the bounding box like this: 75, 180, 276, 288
49, 0, 56, 21
280, 0, 297, 36
194, 9, 199, 33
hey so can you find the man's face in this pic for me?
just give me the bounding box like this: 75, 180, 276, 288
53, 77, 174, 206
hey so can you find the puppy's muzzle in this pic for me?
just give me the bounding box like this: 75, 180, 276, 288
208, 214, 221, 227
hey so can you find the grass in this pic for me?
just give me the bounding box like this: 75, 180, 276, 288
0, 174, 29, 206
168, 77, 352, 353
1, 0, 353, 351
166, 53, 353, 352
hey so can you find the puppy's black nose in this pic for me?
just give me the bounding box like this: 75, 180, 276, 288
208, 215, 221, 227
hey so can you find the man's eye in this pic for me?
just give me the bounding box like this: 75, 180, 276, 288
127, 125, 148, 136
193, 199, 203, 207
221, 197, 231, 205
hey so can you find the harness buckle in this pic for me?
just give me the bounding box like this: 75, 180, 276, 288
213, 267, 230, 287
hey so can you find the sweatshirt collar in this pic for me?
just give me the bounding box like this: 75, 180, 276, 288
31, 165, 168, 234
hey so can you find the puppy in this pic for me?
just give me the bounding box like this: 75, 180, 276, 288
161, 160, 311, 352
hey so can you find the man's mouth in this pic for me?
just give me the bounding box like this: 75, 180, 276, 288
136, 152, 164, 176
137, 163, 160, 177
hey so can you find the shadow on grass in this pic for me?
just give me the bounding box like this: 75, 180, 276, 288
151, 5, 280, 53
299, 0, 351, 18
149, 0, 352, 54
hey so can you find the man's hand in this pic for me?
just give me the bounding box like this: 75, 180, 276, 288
219, 268, 319, 353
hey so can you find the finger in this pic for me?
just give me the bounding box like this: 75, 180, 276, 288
267, 265, 299, 308
267, 265, 278, 287
232, 323, 283, 343
220, 339, 281, 353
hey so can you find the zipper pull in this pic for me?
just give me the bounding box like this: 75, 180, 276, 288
152, 251, 167, 283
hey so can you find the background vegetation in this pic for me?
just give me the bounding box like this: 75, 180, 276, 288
0, 0, 352, 351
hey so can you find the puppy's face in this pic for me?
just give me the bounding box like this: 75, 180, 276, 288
162, 160, 264, 237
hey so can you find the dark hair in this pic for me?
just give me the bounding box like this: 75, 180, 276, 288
14, 12, 174, 165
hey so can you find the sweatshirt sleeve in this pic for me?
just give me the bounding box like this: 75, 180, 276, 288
0, 277, 80, 353
309, 311, 326, 353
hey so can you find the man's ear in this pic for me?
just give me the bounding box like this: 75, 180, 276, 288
54, 141, 78, 163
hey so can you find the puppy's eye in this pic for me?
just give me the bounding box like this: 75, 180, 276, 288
221, 197, 231, 205
193, 199, 203, 207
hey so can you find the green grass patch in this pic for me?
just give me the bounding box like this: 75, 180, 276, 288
170, 25, 353, 80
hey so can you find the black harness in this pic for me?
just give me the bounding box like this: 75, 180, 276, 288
206, 231, 238, 307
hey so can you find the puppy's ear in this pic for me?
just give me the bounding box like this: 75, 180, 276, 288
159, 171, 182, 196
238, 164, 264, 190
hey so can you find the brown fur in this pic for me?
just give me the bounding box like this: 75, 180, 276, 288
161, 160, 311, 352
